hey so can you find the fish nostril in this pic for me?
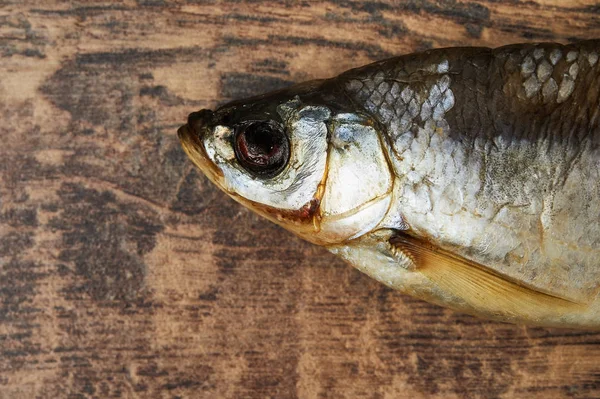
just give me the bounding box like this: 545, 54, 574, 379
187, 109, 214, 135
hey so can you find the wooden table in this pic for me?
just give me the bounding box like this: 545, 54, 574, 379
2, 1, 600, 398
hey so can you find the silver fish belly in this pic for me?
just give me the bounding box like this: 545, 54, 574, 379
179, 41, 600, 328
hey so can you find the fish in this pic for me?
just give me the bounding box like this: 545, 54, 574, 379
178, 41, 600, 329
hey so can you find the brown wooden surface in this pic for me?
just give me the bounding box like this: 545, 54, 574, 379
2, 1, 600, 398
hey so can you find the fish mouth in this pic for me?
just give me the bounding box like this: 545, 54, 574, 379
177, 112, 224, 188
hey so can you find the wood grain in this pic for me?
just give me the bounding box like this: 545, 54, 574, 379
1, 1, 600, 398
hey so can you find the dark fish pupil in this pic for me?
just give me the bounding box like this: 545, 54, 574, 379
247, 127, 278, 159
234, 121, 289, 178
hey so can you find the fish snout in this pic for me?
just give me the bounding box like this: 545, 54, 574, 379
186, 109, 215, 137
177, 108, 226, 185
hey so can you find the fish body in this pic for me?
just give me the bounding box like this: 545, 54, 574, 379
179, 41, 600, 328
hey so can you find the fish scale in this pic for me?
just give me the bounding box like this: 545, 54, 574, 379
335, 42, 600, 305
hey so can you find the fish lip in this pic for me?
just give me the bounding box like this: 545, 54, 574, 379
176, 123, 201, 151
177, 109, 214, 151
176, 123, 192, 142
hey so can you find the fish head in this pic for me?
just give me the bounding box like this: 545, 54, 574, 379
178, 81, 394, 245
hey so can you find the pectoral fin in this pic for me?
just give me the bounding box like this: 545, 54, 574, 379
389, 234, 585, 321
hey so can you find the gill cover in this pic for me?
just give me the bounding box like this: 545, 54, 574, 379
319, 113, 393, 243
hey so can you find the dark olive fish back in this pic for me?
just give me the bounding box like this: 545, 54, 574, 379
336, 41, 600, 303
340, 41, 600, 146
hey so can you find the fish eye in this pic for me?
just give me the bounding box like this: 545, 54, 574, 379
233, 120, 290, 178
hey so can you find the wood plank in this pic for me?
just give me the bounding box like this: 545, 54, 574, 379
1, 1, 600, 398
